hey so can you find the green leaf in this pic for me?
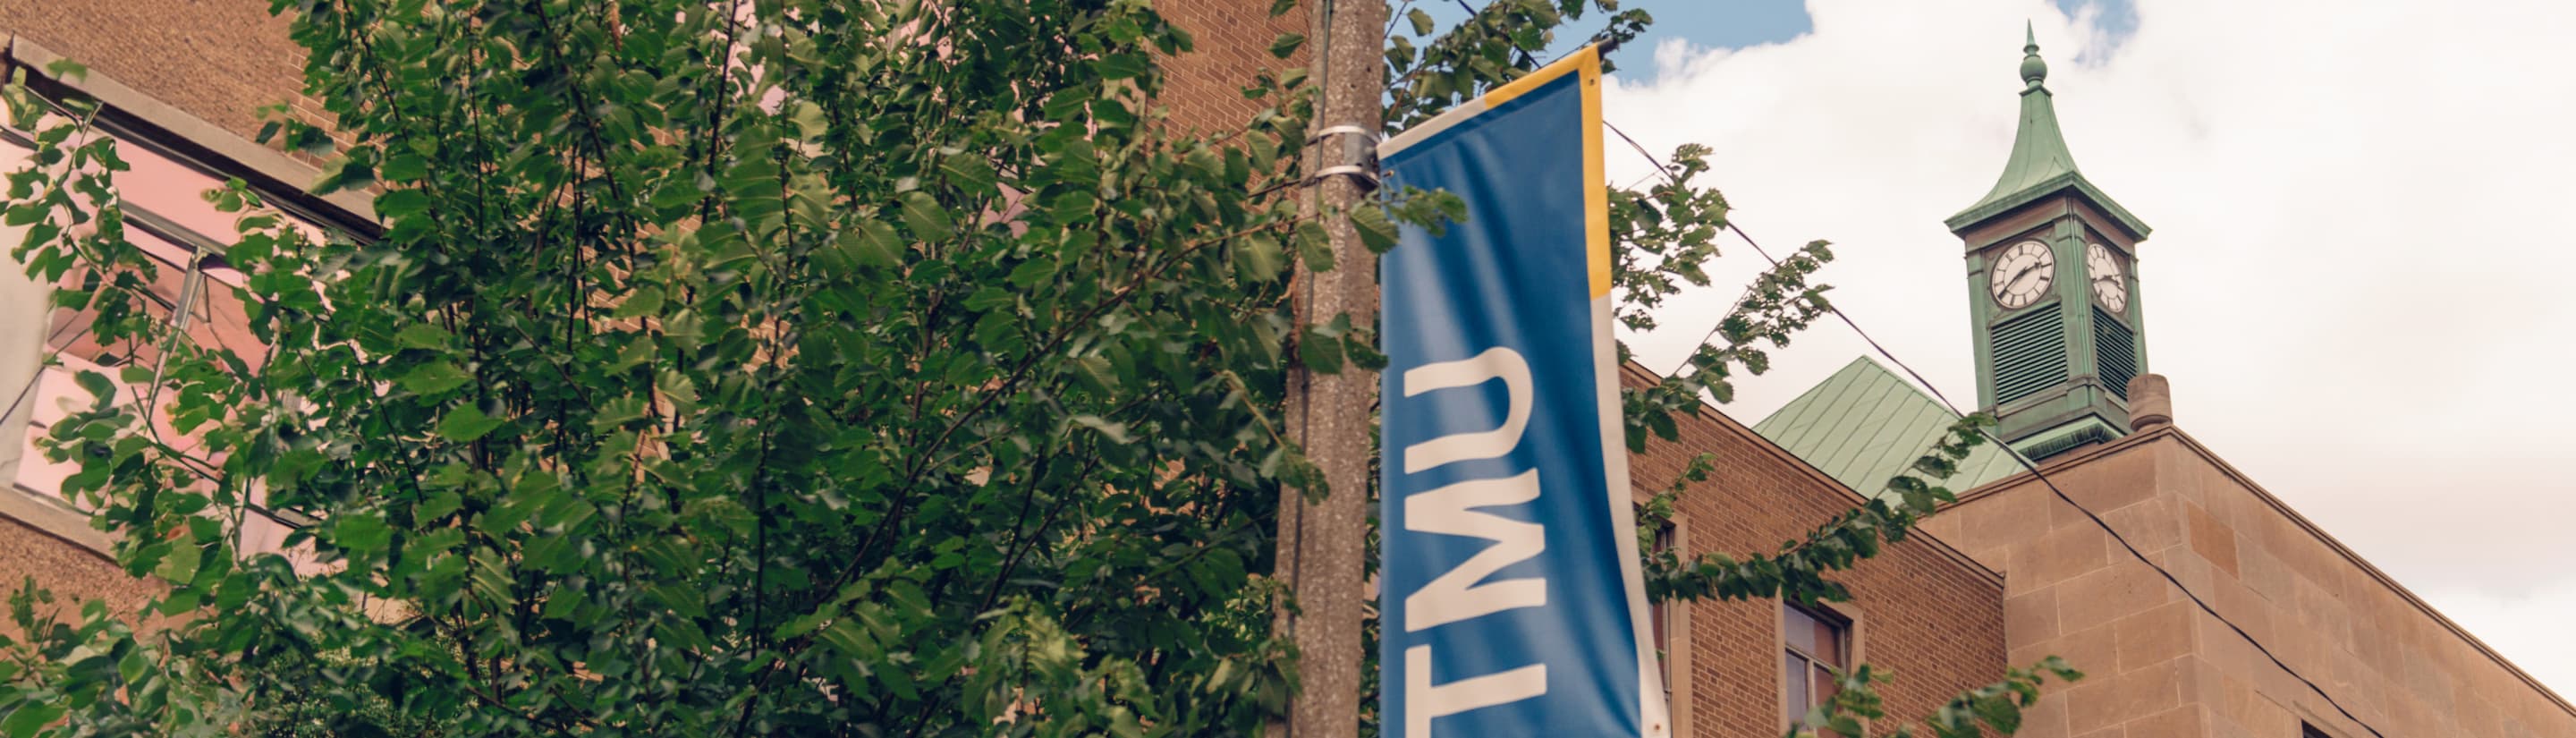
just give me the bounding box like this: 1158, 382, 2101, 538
395, 323, 453, 349
1270, 33, 1306, 60
939, 155, 999, 193
899, 191, 954, 242
819, 618, 881, 660
962, 286, 1014, 312
838, 220, 904, 268
1072, 414, 1133, 443
1092, 53, 1150, 81
1233, 233, 1284, 283
542, 586, 585, 621
73, 370, 113, 411
650, 177, 708, 212
155, 538, 201, 583
1006, 259, 1056, 289
1294, 220, 1335, 271
436, 404, 507, 442
1298, 326, 1344, 374
418, 490, 463, 522
1972, 693, 2022, 733
788, 100, 830, 140
777, 607, 835, 640
1408, 8, 1436, 35
614, 285, 665, 318
380, 154, 428, 182
648, 583, 707, 619
1352, 205, 1401, 253
396, 361, 473, 395
377, 189, 432, 219
3, 701, 65, 737
335, 515, 392, 556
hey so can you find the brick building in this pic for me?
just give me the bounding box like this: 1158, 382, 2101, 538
3, 4, 2543, 738
0, 2, 2011, 734
0, 1, 344, 621
1623, 363, 2010, 736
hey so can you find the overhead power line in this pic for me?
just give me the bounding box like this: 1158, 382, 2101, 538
1602, 118, 2392, 738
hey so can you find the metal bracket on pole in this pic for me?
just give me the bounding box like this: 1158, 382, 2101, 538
1307, 124, 1381, 192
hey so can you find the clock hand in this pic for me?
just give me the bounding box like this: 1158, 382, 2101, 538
2006, 263, 2046, 290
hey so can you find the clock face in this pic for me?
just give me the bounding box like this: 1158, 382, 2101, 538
1987, 240, 2055, 310
2086, 243, 2128, 314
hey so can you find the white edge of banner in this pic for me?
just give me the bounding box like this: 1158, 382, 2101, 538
1378, 98, 1492, 160
1597, 295, 1674, 737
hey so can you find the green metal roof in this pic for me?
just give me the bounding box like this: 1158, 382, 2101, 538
1944, 26, 2149, 240
1752, 357, 2024, 498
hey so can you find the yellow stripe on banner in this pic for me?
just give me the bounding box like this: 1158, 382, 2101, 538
1483, 47, 1611, 298
1578, 52, 1607, 299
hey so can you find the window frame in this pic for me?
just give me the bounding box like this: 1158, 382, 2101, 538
1781, 600, 1860, 729
0, 46, 365, 552
1648, 519, 1677, 702
1631, 495, 1691, 735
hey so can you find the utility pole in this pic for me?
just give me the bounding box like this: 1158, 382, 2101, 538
1270, 0, 1385, 735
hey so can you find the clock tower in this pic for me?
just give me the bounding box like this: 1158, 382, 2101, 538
1946, 27, 2152, 460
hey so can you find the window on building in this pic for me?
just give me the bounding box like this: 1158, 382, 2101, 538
1, 78, 357, 565
1648, 521, 1675, 704
2302, 724, 2334, 738
1784, 603, 1850, 727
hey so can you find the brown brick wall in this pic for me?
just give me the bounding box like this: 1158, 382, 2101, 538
0, 0, 1309, 168
0, 513, 157, 639
1623, 364, 2011, 737
1155, 0, 1309, 136
0, 0, 308, 144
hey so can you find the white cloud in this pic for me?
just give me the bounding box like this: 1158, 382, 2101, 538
1603, 0, 2576, 695
2425, 579, 2576, 705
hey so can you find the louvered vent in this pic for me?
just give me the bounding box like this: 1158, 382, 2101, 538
1992, 302, 2066, 405
2021, 423, 2115, 460
2095, 308, 2136, 400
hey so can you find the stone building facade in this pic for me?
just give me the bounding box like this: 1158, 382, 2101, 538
1915, 420, 2576, 738
1758, 30, 2576, 738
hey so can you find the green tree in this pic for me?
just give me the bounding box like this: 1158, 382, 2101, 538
0, 1, 2070, 736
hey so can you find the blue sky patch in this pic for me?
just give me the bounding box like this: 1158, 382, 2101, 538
1410, 1, 2136, 81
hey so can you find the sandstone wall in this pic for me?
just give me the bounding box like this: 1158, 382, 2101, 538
1924, 428, 2576, 738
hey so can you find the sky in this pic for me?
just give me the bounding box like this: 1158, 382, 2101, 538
1557, 0, 2576, 704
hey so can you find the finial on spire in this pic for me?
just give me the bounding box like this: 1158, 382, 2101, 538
2019, 21, 2049, 89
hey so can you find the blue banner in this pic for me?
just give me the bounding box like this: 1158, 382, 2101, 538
1376, 47, 1667, 738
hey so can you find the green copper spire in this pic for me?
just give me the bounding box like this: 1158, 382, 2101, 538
2018, 21, 2048, 88
1963, 27, 2079, 212
1945, 25, 2149, 238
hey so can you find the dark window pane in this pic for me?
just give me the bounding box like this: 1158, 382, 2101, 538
1649, 524, 1672, 683
1816, 664, 1839, 706
1784, 606, 1818, 654
1812, 618, 1840, 665
1784, 652, 1809, 725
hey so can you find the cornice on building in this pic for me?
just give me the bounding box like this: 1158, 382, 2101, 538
0, 33, 378, 236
